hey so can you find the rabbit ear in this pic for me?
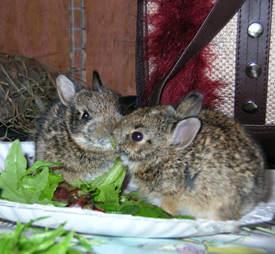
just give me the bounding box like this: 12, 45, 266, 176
171, 118, 201, 149
92, 71, 104, 92
176, 93, 203, 117
56, 74, 76, 107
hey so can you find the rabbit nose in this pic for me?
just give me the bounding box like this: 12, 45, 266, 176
105, 121, 116, 135
105, 116, 120, 135
106, 125, 115, 135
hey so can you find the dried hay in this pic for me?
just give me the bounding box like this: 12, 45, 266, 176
0, 53, 59, 141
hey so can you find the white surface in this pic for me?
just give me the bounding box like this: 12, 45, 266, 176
263, 169, 275, 210
0, 141, 274, 238
0, 141, 35, 171
0, 200, 273, 238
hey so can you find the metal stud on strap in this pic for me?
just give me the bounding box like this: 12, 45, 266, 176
234, 0, 273, 125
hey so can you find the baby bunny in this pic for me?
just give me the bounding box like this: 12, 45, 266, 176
113, 93, 266, 221
35, 71, 121, 181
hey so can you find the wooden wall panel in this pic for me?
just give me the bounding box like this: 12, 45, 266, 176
0, 0, 69, 71
0, 0, 137, 96
84, 0, 137, 95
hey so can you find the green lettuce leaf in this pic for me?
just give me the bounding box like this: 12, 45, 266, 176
0, 140, 194, 220
0, 218, 97, 253
0, 140, 64, 205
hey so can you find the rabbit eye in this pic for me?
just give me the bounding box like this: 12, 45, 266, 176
131, 131, 143, 142
81, 111, 90, 120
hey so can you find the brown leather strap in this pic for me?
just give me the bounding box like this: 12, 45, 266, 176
148, 0, 246, 106
234, 0, 273, 125
136, 0, 148, 106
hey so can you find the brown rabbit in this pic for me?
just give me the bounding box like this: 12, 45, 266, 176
35, 71, 121, 181
113, 93, 266, 221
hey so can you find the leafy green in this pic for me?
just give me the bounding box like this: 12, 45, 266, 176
73, 160, 194, 219
0, 140, 194, 220
0, 140, 64, 205
72, 157, 127, 211
0, 218, 97, 253
110, 135, 116, 149
120, 192, 194, 219
120, 192, 172, 218
74, 157, 126, 193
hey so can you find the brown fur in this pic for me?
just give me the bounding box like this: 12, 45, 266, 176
35, 72, 121, 181
113, 93, 266, 221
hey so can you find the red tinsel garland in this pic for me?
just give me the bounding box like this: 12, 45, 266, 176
142, 0, 225, 108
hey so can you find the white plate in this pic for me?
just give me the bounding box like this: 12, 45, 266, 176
0, 200, 273, 238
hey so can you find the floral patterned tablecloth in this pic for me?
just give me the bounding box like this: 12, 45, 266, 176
89, 228, 275, 254
1, 220, 275, 254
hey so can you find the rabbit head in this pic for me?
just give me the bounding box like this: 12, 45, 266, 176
113, 93, 202, 168
56, 72, 121, 152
